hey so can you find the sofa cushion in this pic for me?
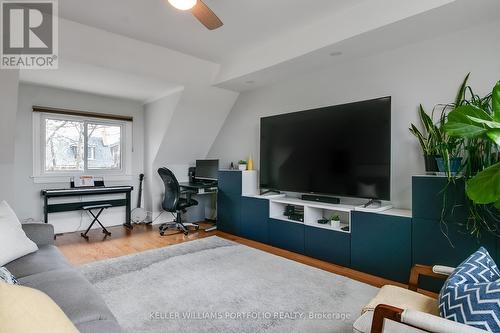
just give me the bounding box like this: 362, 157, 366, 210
18, 268, 117, 325
0, 281, 79, 333
4, 245, 71, 278
439, 247, 500, 332
363, 285, 439, 316
0, 200, 38, 266
444, 247, 500, 286
76, 319, 122, 333
0, 266, 18, 284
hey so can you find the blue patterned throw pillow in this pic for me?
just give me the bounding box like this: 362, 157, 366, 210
439, 247, 500, 332
0, 266, 19, 285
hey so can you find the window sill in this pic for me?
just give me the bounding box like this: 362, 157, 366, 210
31, 174, 133, 184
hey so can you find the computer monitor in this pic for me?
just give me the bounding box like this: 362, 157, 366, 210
195, 159, 219, 181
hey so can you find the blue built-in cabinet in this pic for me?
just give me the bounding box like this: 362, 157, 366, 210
412, 176, 499, 291
240, 197, 269, 244
351, 211, 412, 283
218, 171, 499, 288
269, 219, 305, 253
305, 226, 350, 267
217, 171, 242, 235
412, 176, 499, 265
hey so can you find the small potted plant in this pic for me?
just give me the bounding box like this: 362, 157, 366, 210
330, 215, 341, 229
409, 105, 440, 173
238, 160, 247, 171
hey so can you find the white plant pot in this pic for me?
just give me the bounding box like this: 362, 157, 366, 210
238, 164, 247, 171
331, 220, 341, 229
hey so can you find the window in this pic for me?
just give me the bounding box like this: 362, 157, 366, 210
33, 111, 132, 182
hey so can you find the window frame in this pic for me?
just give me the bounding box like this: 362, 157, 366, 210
33, 112, 133, 183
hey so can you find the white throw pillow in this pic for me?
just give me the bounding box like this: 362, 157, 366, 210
0, 201, 38, 266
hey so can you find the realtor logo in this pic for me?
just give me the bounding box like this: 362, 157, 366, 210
1, 0, 58, 69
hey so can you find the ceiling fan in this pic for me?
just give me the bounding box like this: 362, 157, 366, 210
168, 0, 223, 30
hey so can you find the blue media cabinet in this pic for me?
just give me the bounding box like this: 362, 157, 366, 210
351, 211, 412, 283
217, 171, 498, 288
412, 176, 499, 291
218, 171, 378, 267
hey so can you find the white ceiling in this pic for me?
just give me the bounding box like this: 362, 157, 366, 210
20, 60, 181, 102
216, 0, 500, 91
21, 0, 498, 100
58, 0, 364, 63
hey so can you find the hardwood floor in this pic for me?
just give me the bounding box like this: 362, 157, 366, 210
55, 222, 216, 266
55, 223, 437, 297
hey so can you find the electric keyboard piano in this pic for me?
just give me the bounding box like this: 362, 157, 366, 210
41, 186, 134, 228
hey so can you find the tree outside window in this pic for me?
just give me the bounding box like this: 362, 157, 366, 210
45, 118, 122, 172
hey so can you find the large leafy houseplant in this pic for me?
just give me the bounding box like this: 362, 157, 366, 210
442, 74, 500, 237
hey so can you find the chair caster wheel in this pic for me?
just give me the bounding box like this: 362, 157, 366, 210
160, 232, 165, 236
80, 233, 89, 240
183, 231, 188, 236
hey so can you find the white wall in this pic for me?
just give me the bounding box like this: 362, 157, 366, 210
14, 84, 145, 233
0, 70, 19, 203
143, 85, 238, 224
208, 19, 500, 209
143, 89, 182, 221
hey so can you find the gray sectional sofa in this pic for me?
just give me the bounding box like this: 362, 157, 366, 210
5, 223, 121, 333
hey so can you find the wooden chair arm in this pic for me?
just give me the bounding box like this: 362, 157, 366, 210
408, 264, 449, 292
370, 304, 404, 333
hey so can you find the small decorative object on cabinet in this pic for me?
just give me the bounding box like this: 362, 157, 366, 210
247, 155, 254, 171
330, 215, 341, 229
238, 160, 247, 171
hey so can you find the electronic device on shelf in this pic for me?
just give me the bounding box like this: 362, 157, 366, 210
317, 218, 329, 225
260, 97, 391, 201
283, 204, 304, 222
195, 159, 219, 181
302, 194, 340, 205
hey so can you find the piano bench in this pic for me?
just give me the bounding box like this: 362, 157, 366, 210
81, 204, 113, 240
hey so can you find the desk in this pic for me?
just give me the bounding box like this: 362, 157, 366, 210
179, 182, 218, 194
41, 186, 134, 228
179, 182, 218, 230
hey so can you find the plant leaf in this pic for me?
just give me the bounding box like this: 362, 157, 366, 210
493, 81, 500, 122
444, 105, 490, 138
409, 124, 428, 153
465, 163, 500, 205
455, 73, 470, 107
419, 105, 435, 133
486, 129, 500, 146
495, 199, 500, 210
466, 116, 500, 129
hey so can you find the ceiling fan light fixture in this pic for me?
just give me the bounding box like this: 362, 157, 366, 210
168, 0, 197, 11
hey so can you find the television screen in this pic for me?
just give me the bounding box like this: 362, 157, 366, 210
260, 97, 391, 200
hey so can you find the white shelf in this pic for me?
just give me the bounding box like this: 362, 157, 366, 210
305, 221, 350, 233
269, 215, 304, 224
270, 197, 355, 212
269, 197, 352, 233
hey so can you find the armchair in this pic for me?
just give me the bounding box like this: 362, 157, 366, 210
353, 264, 485, 333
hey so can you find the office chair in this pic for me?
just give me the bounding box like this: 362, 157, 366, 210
158, 167, 199, 236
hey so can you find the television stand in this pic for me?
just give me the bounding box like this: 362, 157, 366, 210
260, 189, 281, 195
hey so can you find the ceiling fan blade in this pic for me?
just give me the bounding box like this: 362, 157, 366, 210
191, 0, 223, 30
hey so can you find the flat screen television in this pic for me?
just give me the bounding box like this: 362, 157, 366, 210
260, 97, 391, 200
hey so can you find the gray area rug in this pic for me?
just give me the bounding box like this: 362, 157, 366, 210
79, 236, 377, 333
